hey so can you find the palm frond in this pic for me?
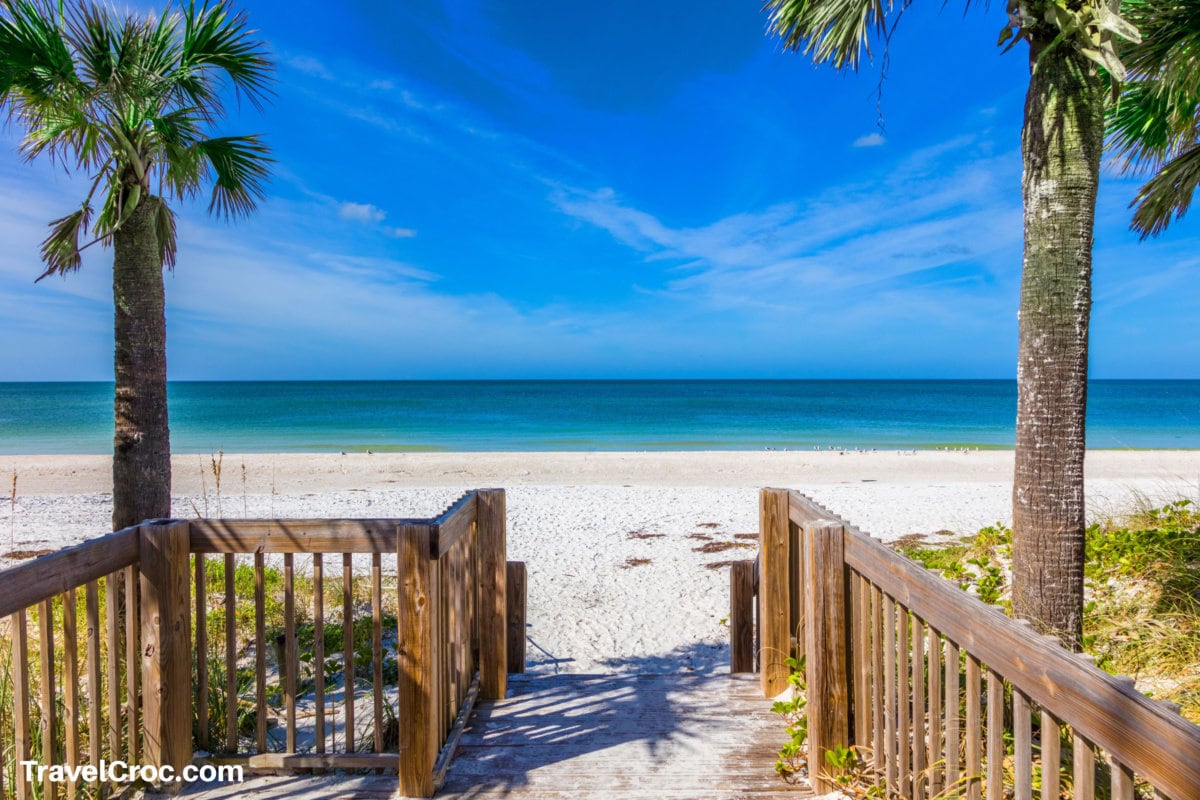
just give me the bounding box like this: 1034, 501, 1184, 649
153, 197, 177, 269
0, 0, 77, 101
1120, 0, 1200, 102
177, 0, 274, 112
199, 133, 272, 218
763, 0, 894, 71
36, 204, 92, 279
62, 1, 115, 88
1107, 81, 1197, 176
1130, 144, 1200, 239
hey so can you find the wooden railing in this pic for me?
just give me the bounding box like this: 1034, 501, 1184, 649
1, 525, 149, 799
732, 488, 1200, 800
0, 488, 523, 799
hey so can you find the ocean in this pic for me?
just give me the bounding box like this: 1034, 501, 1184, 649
0, 380, 1197, 454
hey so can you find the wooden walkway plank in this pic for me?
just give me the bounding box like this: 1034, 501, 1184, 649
170, 673, 815, 800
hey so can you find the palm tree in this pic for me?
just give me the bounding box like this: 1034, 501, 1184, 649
1108, 0, 1200, 237
0, 0, 272, 529
764, 0, 1139, 647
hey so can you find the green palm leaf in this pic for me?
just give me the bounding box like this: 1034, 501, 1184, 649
1129, 143, 1200, 239
764, 0, 894, 70
199, 133, 272, 218
36, 204, 93, 279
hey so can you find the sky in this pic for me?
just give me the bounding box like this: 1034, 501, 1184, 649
1, 0, 1197, 381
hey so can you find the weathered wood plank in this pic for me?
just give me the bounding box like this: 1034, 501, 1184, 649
104, 573, 121, 759
965, 655, 982, 800
927, 624, 943, 796
371, 551, 383, 753
507, 561, 527, 675
63, 587, 79, 800
12, 611, 31, 800
85, 582, 101, 794
912, 614, 926, 800
195, 554, 209, 752
1041, 709, 1061, 800
342, 552, 355, 755
1073, 732, 1095, 800
254, 551, 266, 753
313, 554, 325, 756
0, 527, 139, 619
435, 492, 476, 558
124, 562, 140, 763
729, 559, 755, 673
139, 520, 192, 775
478, 489, 507, 700
884, 594, 897, 793
224, 553, 237, 753
285, 552, 297, 754
398, 522, 435, 798
945, 639, 961, 789
1014, 687, 1032, 800
986, 669, 1003, 800
189, 519, 413, 553
804, 522, 850, 795
38, 599, 58, 800
898, 605, 911, 799
759, 488, 791, 697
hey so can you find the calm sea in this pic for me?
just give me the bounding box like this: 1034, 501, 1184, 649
0, 380, 1197, 454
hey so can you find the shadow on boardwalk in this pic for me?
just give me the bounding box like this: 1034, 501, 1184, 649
171, 642, 808, 799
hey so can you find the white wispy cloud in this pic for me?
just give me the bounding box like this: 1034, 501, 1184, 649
552, 135, 1024, 324
853, 132, 886, 148
338, 201, 387, 224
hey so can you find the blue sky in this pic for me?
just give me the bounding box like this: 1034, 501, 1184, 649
1, 0, 1197, 380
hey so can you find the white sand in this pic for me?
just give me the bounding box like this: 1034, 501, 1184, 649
3, 450, 1198, 674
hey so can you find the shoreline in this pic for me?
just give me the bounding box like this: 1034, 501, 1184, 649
6, 448, 1200, 494
4, 449, 1198, 674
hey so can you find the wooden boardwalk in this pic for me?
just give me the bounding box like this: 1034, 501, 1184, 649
171, 672, 814, 799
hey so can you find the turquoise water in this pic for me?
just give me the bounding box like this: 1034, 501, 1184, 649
0, 380, 1197, 454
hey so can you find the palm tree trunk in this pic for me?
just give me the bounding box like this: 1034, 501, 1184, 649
1012, 40, 1104, 650
111, 195, 171, 530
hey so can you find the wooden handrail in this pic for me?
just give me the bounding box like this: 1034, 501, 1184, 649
737, 488, 1200, 799
0, 525, 140, 619
842, 524, 1200, 800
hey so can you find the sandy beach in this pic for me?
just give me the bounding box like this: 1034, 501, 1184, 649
3, 450, 1198, 674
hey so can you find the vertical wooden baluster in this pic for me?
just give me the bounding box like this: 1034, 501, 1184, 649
12, 611, 31, 800
912, 615, 926, 800
898, 606, 911, 799
195, 554, 209, 752
85, 583, 101, 795
372, 552, 384, 754
124, 563, 138, 763
965, 655, 982, 800
1013, 688, 1032, 800
986, 669, 1004, 800
884, 595, 896, 794
104, 573, 121, 759
224, 553, 237, 753
854, 575, 871, 752
927, 625, 943, 797
1109, 756, 1134, 800
1041, 709, 1061, 800
254, 552, 266, 753
63, 588, 79, 800
39, 598, 58, 800
284, 553, 297, 754
343, 553, 355, 754
945, 639, 961, 790
871, 585, 884, 783
1072, 732, 1095, 800
314, 554, 326, 756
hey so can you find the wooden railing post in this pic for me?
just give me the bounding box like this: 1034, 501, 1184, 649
506, 561, 526, 674
730, 560, 756, 673
398, 523, 435, 798
804, 521, 851, 794
138, 520, 192, 782
477, 489, 507, 699
759, 488, 791, 696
